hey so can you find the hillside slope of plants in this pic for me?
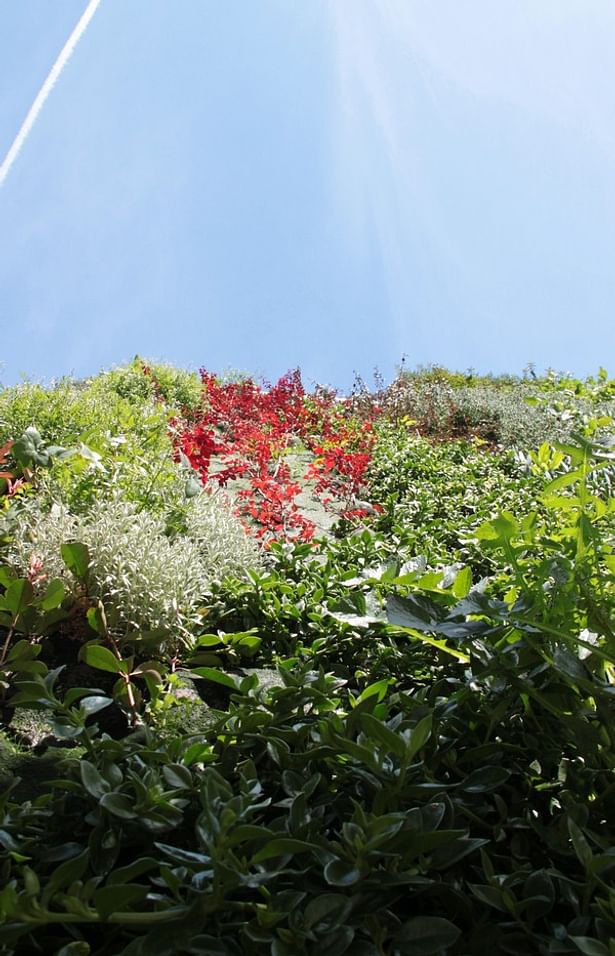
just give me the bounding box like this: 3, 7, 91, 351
0, 360, 613, 956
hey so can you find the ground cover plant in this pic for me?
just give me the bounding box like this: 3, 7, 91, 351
0, 362, 613, 955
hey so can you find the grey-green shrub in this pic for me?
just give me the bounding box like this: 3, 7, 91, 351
6, 489, 260, 646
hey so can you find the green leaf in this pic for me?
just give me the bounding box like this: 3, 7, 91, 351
12, 427, 46, 467
461, 766, 510, 793
99, 793, 138, 820
190, 667, 239, 689
387, 625, 470, 663
87, 604, 107, 636
398, 916, 461, 955
492, 513, 518, 541
235, 635, 262, 657
79, 695, 113, 716
154, 843, 212, 866
0, 566, 16, 589
94, 883, 149, 920
355, 679, 391, 705
568, 819, 593, 869
80, 643, 122, 674
131, 661, 164, 681
570, 939, 610, 956
543, 469, 585, 494
106, 857, 159, 885
42, 850, 90, 903
2, 579, 34, 617
252, 839, 318, 863
162, 764, 193, 789
183, 743, 216, 766
406, 713, 433, 762
61, 541, 90, 581
54, 943, 91, 956
39, 578, 65, 611
452, 566, 472, 598
304, 894, 352, 930
323, 859, 362, 887
80, 760, 110, 799
359, 713, 406, 759
468, 883, 507, 912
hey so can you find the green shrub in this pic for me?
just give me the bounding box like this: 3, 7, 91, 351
89, 357, 204, 414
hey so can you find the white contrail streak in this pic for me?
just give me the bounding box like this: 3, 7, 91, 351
0, 0, 102, 188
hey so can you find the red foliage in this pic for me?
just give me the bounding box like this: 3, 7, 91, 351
169, 369, 380, 544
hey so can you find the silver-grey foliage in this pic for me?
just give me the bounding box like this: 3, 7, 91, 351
7, 490, 260, 643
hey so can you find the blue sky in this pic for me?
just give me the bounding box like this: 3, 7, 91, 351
1, 1, 614, 390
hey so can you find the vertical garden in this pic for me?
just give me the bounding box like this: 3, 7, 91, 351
0, 360, 613, 956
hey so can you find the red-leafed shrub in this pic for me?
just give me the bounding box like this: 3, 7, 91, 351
169, 369, 380, 543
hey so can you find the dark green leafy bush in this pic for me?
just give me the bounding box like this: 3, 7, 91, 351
0, 364, 613, 956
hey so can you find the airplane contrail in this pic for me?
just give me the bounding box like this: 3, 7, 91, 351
0, 0, 102, 188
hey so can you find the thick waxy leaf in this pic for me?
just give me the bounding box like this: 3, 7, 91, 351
569, 939, 610, 956
460, 766, 510, 793
79, 694, 114, 716
80, 643, 122, 673
323, 859, 362, 886
397, 916, 461, 955
80, 760, 110, 799
190, 667, 239, 689
94, 883, 149, 920
99, 793, 138, 819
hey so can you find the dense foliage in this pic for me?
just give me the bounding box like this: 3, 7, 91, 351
0, 361, 613, 956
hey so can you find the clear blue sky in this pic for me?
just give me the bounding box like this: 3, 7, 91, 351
1, 0, 614, 389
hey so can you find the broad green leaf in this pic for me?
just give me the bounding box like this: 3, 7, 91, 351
405, 713, 433, 762
80, 760, 110, 799
106, 857, 159, 885
131, 661, 164, 681
42, 850, 89, 903
54, 943, 91, 956
162, 764, 193, 789
355, 678, 391, 705
359, 713, 406, 759
543, 469, 584, 494
194, 634, 223, 648
12, 427, 46, 467
79, 695, 113, 716
323, 859, 362, 886
80, 643, 122, 674
0, 566, 16, 588
61, 541, 90, 581
398, 916, 461, 955
2, 579, 33, 617
452, 566, 472, 598
94, 883, 149, 920
190, 667, 238, 689
183, 743, 216, 766
570, 939, 610, 956
39, 578, 65, 611
461, 766, 510, 793
468, 883, 507, 912
304, 894, 351, 930
87, 604, 107, 636
99, 793, 138, 820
